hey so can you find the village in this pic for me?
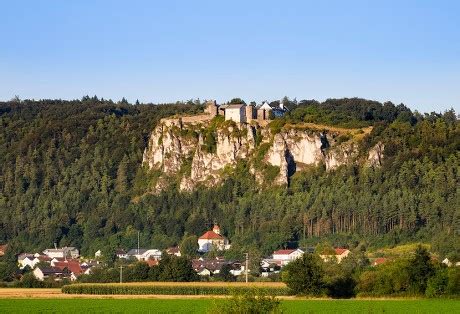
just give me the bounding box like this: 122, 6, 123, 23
4, 223, 457, 284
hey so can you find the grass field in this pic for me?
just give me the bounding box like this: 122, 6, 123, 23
1, 298, 459, 313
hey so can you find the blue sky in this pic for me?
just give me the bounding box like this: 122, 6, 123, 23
1, 0, 459, 113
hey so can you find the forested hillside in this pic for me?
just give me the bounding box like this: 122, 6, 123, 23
0, 97, 458, 261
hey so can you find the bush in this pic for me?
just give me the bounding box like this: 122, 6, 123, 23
425, 268, 448, 297
208, 290, 281, 314
446, 268, 460, 296
326, 275, 356, 299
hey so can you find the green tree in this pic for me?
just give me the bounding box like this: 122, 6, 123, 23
229, 98, 245, 104
408, 245, 435, 294
217, 264, 235, 282
180, 235, 198, 258
158, 255, 198, 282
282, 254, 324, 295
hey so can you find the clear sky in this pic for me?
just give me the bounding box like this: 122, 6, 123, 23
1, 0, 459, 113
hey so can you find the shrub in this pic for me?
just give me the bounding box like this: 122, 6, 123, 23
446, 267, 460, 296
425, 268, 448, 297
208, 290, 281, 314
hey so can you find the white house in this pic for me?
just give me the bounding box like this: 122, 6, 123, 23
198, 224, 230, 253
18, 253, 37, 269
197, 268, 212, 276
272, 249, 304, 266
116, 249, 128, 259
125, 249, 162, 261
224, 104, 247, 123
166, 246, 181, 257
33, 266, 70, 281
43, 247, 79, 259
320, 248, 350, 263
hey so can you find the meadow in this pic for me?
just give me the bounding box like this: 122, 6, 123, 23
1, 298, 460, 313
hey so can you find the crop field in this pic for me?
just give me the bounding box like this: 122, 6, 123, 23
61, 281, 290, 296
1, 298, 460, 313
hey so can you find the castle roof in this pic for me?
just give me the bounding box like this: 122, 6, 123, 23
226, 104, 245, 109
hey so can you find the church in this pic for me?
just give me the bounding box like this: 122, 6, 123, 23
197, 224, 231, 253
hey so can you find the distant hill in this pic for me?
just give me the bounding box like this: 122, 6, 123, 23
0, 97, 458, 261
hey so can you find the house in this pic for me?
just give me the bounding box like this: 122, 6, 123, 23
224, 104, 247, 123
0, 244, 7, 256
260, 259, 282, 276
43, 247, 79, 259
95, 250, 102, 258
196, 267, 212, 276
116, 249, 128, 259
145, 259, 159, 267
256, 101, 288, 120
50, 257, 79, 266
125, 249, 162, 261
272, 249, 304, 263
372, 257, 388, 266
198, 224, 230, 253
33, 266, 70, 281
53, 260, 84, 281
442, 258, 460, 267
18, 253, 37, 269
192, 257, 224, 275
320, 248, 350, 263
442, 258, 452, 267
166, 246, 181, 257
192, 257, 242, 276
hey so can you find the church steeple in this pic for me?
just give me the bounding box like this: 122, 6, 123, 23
212, 224, 221, 235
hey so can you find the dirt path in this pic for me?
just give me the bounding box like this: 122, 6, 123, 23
0, 288, 304, 300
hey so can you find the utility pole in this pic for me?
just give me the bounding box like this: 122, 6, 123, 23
119, 265, 123, 284
137, 231, 140, 256
244, 252, 249, 283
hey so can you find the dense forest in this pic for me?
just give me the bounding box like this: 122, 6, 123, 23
0, 97, 458, 262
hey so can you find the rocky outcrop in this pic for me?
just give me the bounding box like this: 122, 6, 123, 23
367, 142, 384, 167
143, 119, 371, 191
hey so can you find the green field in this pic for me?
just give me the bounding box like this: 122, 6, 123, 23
1, 299, 459, 313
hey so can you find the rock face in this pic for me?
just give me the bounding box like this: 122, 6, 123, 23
142, 118, 369, 191
367, 142, 384, 167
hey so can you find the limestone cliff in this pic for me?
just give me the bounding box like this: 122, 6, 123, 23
142, 117, 379, 191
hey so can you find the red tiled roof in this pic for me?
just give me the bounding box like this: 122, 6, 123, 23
334, 248, 349, 255
199, 231, 223, 240
53, 261, 83, 275
273, 249, 296, 255
0, 244, 8, 254
373, 258, 387, 266
37, 255, 52, 261
146, 259, 159, 267
166, 246, 180, 254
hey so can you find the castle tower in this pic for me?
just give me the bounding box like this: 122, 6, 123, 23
212, 224, 221, 235
205, 100, 218, 117
245, 104, 255, 123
